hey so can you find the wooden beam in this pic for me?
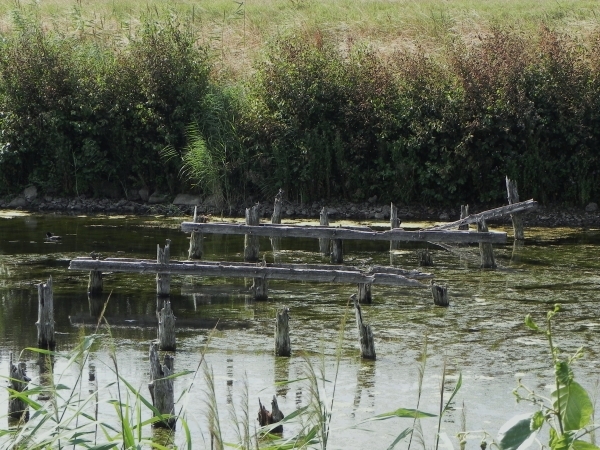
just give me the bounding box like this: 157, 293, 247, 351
69, 259, 427, 288
427, 199, 538, 231
180, 222, 506, 244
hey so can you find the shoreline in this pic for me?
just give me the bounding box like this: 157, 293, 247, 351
1, 194, 599, 228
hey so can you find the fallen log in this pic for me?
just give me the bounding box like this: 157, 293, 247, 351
69, 259, 427, 288
180, 222, 507, 244
426, 199, 538, 231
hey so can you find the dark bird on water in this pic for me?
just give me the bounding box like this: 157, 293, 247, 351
45, 232, 62, 241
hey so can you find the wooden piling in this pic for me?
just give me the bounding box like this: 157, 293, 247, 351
431, 282, 449, 307
417, 249, 433, 267
251, 275, 268, 301
158, 300, 176, 351
330, 239, 343, 264
244, 204, 260, 262
8, 352, 30, 421
458, 205, 469, 230
357, 283, 372, 304
148, 343, 176, 429
390, 203, 400, 250
188, 206, 204, 260
36, 276, 55, 350
506, 177, 524, 240
352, 294, 376, 360
275, 306, 291, 357
319, 207, 330, 256
271, 190, 283, 258
88, 270, 103, 296
156, 240, 171, 296
478, 219, 496, 269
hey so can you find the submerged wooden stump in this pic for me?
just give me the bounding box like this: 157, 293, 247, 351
417, 249, 433, 267
148, 343, 176, 429
431, 282, 449, 307
506, 177, 524, 241
188, 206, 204, 260
8, 352, 30, 421
478, 219, 496, 269
36, 276, 55, 350
319, 207, 330, 256
156, 240, 171, 296
158, 300, 176, 351
357, 283, 372, 304
352, 294, 376, 360
244, 204, 260, 262
275, 307, 291, 357
390, 203, 400, 250
330, 239, 343, 264
458, 205, 469, 230
258, 396, 284, 433
88, 270, 103, 296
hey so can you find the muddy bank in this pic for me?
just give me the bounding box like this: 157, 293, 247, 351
1, 193, 599, 228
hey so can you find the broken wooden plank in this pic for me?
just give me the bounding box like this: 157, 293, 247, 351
426, 199, 538, 231
69, 259, 427, 288
180, 222, 506, 244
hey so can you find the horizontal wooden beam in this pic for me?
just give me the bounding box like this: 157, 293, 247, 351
69, 314, 250, 330
69, 259, 427, 288
95, 258, 435, 280
427, 199, 538, 231
180, 222, 507, 244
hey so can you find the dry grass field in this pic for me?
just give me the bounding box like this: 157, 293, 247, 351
1, 0, 598, 77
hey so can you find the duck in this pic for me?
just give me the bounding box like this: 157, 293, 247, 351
45, 232, 62, 242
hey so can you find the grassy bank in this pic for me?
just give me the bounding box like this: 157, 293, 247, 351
1, 1, 600, 206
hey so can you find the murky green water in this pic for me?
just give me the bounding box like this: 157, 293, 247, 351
1, 211, 599, 448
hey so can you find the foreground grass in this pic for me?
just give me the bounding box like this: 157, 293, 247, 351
0, 0, 598, 77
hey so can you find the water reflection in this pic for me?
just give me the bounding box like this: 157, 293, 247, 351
352, 361, 375, 415
274, 357, 291, 398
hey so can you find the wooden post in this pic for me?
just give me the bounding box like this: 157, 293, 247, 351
158, 300, 176, 351
157, 240, 171, 296
244, 204, 260, 262
330, 239, 343, 264
148, 343, 176, 429
357, 283, 372, 304
319, 207, 330, 256
275, 306, 291, 357
352, 294, 376, 360
8, 352, 30, 421
506, 177, 524, 240
431, 282, 449, 307
88, 270, 103, 296
36, 276, 55, 350
478, 219, 496, 269
417, 249, 433, 267
188, 206, 204, 260
458, 205, 469, 230
258, 396, 284, 433
88, 294, 105, 318
390, 203, 400, 250
271, 190, 283, 259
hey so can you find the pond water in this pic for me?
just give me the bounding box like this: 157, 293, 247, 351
0, 211, 599, 449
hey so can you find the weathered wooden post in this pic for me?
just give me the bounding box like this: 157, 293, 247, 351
258, 396, 284, 433
244, 204, 260, 262
319, 207, 330, 256
431, 282, 449, 307
148, 343, 176, 429
352, 294, 376, 360
357, 283, 372, 304
188, 206, 204, 260
390, 203, 400, 250
417, 249, 433, 267
158, 300, 176, 351
8, 352, 30, 421
88, 271, 103, 296
478, 219, 496, 269
251, 265, 268, 301
271, 190, 283, 259
157, 240, 171, 296
458, 205, 469, 230
330, 238, 343, 264
275, 306, 291, 357
36, 276, 55, 350
506, 176, 524, 240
